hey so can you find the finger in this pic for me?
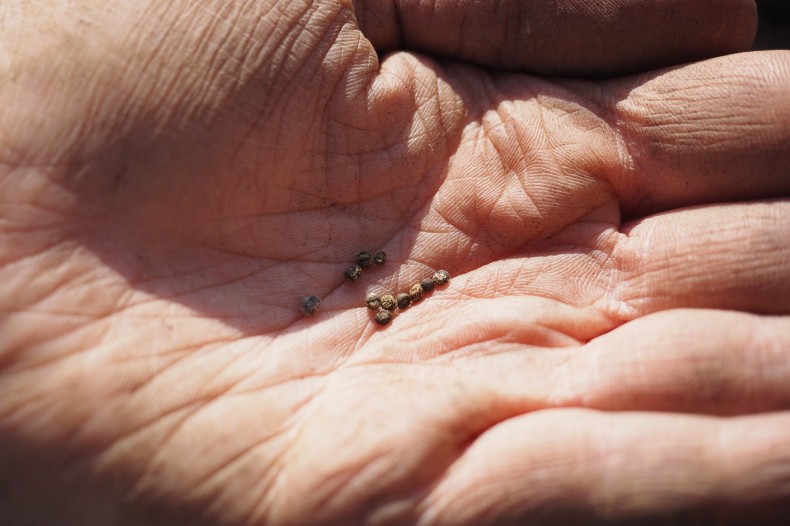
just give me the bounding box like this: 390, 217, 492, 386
608, 50, 790, 217
418, 409, 790, 525
611, 200, 790, 316
551, 310, 790, 416
355, 0, 757, 76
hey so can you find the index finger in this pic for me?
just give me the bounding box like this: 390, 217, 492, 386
355, 0, 757, 76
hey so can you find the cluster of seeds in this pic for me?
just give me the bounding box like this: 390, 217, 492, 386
344, 250, 387, 282
365, 269, 451, 326
300, 249, 450, 327
299, 250, 388, 317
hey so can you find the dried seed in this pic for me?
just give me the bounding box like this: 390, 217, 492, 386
344, 264, 363, 281
396, 293, 412, 310
379, 294, 397, 311
374, 308, 392, 326
408, 283, 423, 302
357, 251, 373, 268
299, 295, 321, 316
365, 293, 380, 310
373, 251, 387, 265
420, 278, 435, 293
432, 269, 450, 286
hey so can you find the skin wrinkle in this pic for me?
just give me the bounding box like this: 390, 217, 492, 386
111, 10, 217, 136
270, 366, 520, 519
376, 297, 591, 362
0, 256, 125, 335
120, 343, 248, 403
230, 15, 305, 167
113, 359, 325, 459
561, 311, 790, 416
490, 102, 543, 223
191, 430, 290, 519
612, 202, 790, 317
95, 396, 233, 480
420, 411, 788, 524
137, 382, 314, 500
240, 441, 295, 526
430, 322, 582, 360
138, 5, 214, 123
130, 409, 227, 488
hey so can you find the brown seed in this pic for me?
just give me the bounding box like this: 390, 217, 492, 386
344, 264, 363, 281
373, 251, 387, 265
379, 294, 397, 311
365, 293, 380, 310
396, 293, 412, 310
420, 278, 435, 293
408, 283, 423, 302
374, 308, 392, 326
357, 251, 373, 268
299, 295, 321, 316
432, 269, 450, 286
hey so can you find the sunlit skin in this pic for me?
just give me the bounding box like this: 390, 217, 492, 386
1, 1, 790, 524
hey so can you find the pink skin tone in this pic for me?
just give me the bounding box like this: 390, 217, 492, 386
1, 1, 789, 524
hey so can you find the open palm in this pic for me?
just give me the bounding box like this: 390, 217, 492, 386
2, 1, 789, 524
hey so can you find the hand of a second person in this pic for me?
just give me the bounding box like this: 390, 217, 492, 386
1, 1, 789, 524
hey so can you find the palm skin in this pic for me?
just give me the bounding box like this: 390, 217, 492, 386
2, 1, 790, 525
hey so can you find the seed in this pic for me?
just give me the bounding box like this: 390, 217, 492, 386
373, 251, 387, 265
365, 293, 380, 310
344, 264, 363, 281
408, 283, 423, 302
420, 278, 435, 293
432, 269, 450, 286
379, 294, 397, 311
357, 251, 373, 268
299, 295, 321, 316
396, 293, 412, 310
374, 308, 392, 326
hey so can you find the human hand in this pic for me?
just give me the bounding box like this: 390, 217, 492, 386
1, 1, 789, 524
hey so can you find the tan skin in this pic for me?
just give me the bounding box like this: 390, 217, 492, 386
2, 1, 790, 524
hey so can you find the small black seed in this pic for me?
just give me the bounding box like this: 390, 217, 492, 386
396, 293, 412, 310
379, 294, 397, 311
373, 251, 387, 265
365, 293, 380, 310
374, 309, 392, 326
420, 278, 435, 293
344, 265, 363, 281
357, 251, 373, 268
408, 283, 423, 303
432, 269, 450, 286
300, 295, 321, 316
